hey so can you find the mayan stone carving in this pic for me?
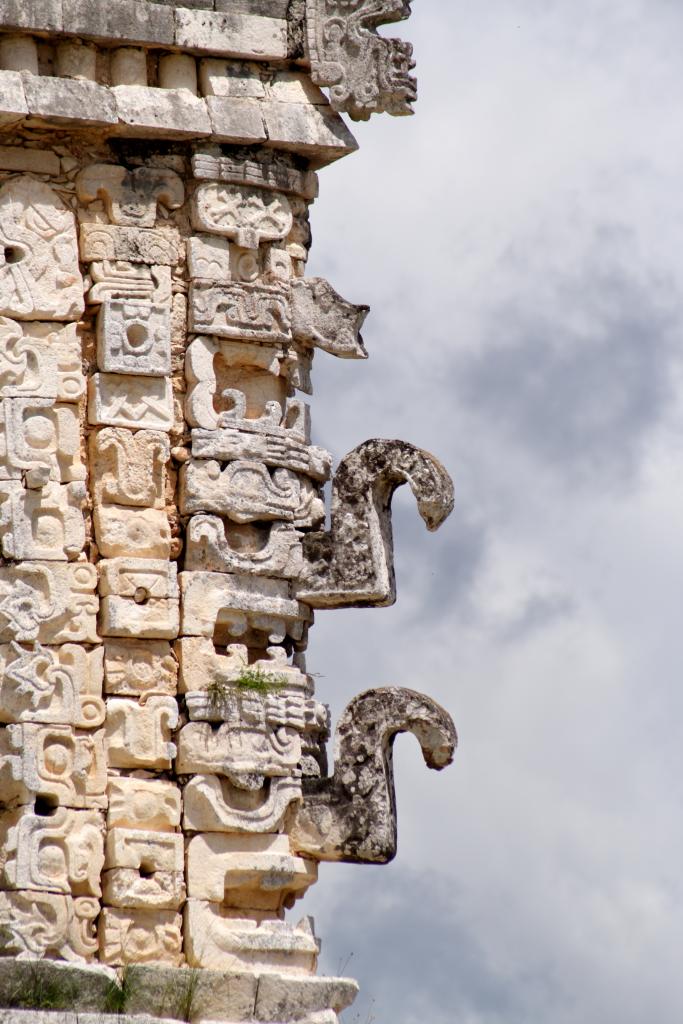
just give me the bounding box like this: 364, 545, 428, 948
0, 3, 454, 1021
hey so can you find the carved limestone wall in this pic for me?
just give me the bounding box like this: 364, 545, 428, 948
0, 2, 453, 1021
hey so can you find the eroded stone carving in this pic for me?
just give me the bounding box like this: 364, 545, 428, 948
191, 183, 293, 249
0, 721, 106, 809
183, 774, 302, 834
86, 261, 171, 305
0, 806, 104, 896
105, 697, 178, 769
0, 642, 104, 728
89, 373, 174, 431
291, 278, 368, 359
107, 777, 181, 832
0, 319, 84, 402
306, 0, 417, 121
0, 177, 83, 320
0, 562, 98, 644
90, 427, 169, 509
0, 891, 99, 961
0, 399, 84, 488
290, 687, 456, 863
76, 165, 185, 227
79, 223, 184, 266
189, 280, 291, 342
98, 906, 182, 966
295, 439, 454, 607
93, 506, 171, 559
97, 299, 171, 376
0, 481, 86, 562
185, 517, 303, 578
103, 639, 177, 698
98, 558, 179, 640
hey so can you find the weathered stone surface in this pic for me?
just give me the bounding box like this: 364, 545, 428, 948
189, 429, 330, 482
0, 320, 84, 403
184, 902, 318, 973
21, 76, 117, 127
191, 150, 319, 200
0, 562, 98, 645
306, 0, 417, 121
295, 439, 454, 607
97, 300, 171, 377
0, 178, 83, 321
0, 482, 86, 562
189, 280, 291, 342
0, 892, 99, 961
77, 165, 184, 227
93, 506, 171, 560
192, 183, 292, 249
0, 71, 28, 124
86, 261, 171, 305
105, 696, 178, 769
79, 223, 183, 266
113, 86, 213, 139
103, 639, 177, 697
0, 146, 60, 176
253, 972, 358, 1021
185, 516, 303, 578
183, 773, 301, 834
205, 95, 267, 145
174, 8, 288, 59
102, 828, 184, 910
0, 400, 84, 488
62, 0, 174, 45
88, 374, 174, 431
107, 776, 180, 832
186, 833, 317, 910
98, 558, 179, 640
98, 907, 182, 966
0, 642, 104, 728
0, 721, 106, 808
0, 806, 104, 896
290, 687, 456, 864
291, 278, 368, 359
0, 0, 62, 32
90, 428, 169, 510
179, 460, 324, 527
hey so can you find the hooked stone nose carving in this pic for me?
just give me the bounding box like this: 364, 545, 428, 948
290, 687, 457, 864
295, 438, 454, 607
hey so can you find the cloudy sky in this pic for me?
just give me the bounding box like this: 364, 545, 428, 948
295, 3, 683, 1022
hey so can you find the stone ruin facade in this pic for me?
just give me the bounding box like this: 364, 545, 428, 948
0, 2, 456, 1021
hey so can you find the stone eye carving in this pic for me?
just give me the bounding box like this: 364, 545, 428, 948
295, 438, 454, 607
76, 165, 185, 228
290, 686, 457, 864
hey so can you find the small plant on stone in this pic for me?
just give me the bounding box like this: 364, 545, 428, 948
104, 963, 137, 1014
206, 668, 287, 712
7, 959, 79, 1011
172, 966, 202, 1023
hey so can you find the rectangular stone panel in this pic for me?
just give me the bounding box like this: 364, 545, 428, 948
0, 805, 104, 897
0, 721, 106, 809
88, 374, 174, 431
103, 639, 177, 697
0, 562, 98, 645
0, 642, 104, 728
105, 696, 178, 769
97, 300, 172, 376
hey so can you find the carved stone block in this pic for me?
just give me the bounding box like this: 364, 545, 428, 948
185, 516, 303, 579
107, 777, 181, 832
0, 399, 84, 488
0, 562, 99, 645
180, 571, 311, 644
186, 833, 317, 910
105, 697, 178, 769
0, 891, 99, 961
0, 722, 106, 809
102, 867, 185, 911
191, 151, 319, 201
103, 639, 177, 698
191, 183, 293, 249
98, 558, 179, 640
191, 397, 310, 442
186, 233, 231, 282
93, 505, 171, 559
183, 773, 301, 835
76, 164, 185, 228
0, 642, 104, 729
79, 223, 184, 266
88, 374, 174, 431
0, 177, 83, 321
0, 481, 86, 561
190, 428, 331, 482
98, 906, 182, 966
179, 460, 324, 528
102, 828, 184, 911
86, 261, 172, 306
291, 278, 368, 359
184, 901, 318, 973
97, 300, 172, 377
0, 318, 84, 402
90, 427, 169, 509
0, 806, 104, 897
189, 281, 291, 343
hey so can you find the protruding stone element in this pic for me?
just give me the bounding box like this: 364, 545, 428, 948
0, 721, 106, 809
189, 280, 291, 343
104, 639, 177, 697
0, 642, 104, 728
290, 687, 456, 864
175, 637, 307, 694
306, 0, 417, 121
98, 558, 179, 640
254, 973, 359, 1022
94, 505, 172, 559
192, 183, 293, 249
98, 906, 183, 966
0, 318, 84, 402
180, 570, 311, 644
185, 902, 319, 973
183, 774, 302, 835
97, 300, 172, 376
86, 261, 171, 305
180, 460, 324, 527
192, 151, 319, 201
185, 517, 303, 579
190, 429, 331, 482
0, 891, 99, 961
0, 177, 84, 320
103, 827, 185, 909
0, 805, 104, 896
0, 562, 98, 645
186, 833, 317, 910
105, 696, 179, 769
88, 374, 174, 431
76, 164, 185, 227
90, 427, 169, 509
0, 399, 84, 488
0, 481, 86, 561
295, 439, 454, 607
107, 776, 181, 832
79, 223, 184, 266
291, 279, 368, 359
